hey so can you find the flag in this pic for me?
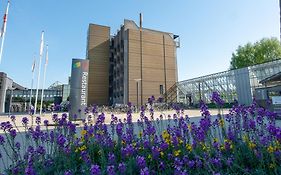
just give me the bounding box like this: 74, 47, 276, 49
0, 0, 10, 63
39, 31, 44, 56
31, 60, 36, 72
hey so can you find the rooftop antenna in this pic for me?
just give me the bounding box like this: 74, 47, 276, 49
139, 13, 143, 106
139, 13, 143, 30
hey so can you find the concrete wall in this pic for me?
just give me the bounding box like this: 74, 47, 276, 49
87, 24, 110, 105
0, 73, 13, 113
127, 29, 177, 105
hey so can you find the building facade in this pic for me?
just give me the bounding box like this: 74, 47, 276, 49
0, 72, 13, 113
87, 19, 179, 106
87, 24, 110, 105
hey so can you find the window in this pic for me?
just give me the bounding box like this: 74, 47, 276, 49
160, 85, 164, 95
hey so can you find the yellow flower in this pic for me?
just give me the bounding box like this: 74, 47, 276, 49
267, 146, 275, 153
220, 145, 225, 151
248, 142, 256, 149
269, 163, 276, 169
81, 130, 87, 136
242, 135, 248, 142
139, 131, 143, 137
122, 140, 126, 145
80, 137, 85, 142
188, 124, 192, 131
79, 145, 87, 151
213, 138, 218, 143
174, 150, 181, 157
186, 144, 192, 152
178, 138, 183, 145
160, 152, 164, 157
219, 119, 224, 127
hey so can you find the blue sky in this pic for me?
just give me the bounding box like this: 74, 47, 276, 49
0, 0, 279, 88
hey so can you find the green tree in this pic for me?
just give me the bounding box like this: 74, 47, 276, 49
230, 37, 281, 69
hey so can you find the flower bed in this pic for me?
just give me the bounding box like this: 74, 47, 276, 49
0, 93, 281, 175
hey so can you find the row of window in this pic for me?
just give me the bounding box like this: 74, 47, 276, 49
12, 94, 61, 98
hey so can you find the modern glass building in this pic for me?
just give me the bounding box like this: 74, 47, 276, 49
174, 59, 281, 106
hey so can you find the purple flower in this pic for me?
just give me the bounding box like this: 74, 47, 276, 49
22, 117, 29, 125
15, 142, 21, 150
188, 160, 195, 168
25, 165, 35, 175
36, 146, 46, 155
27, 146, 34, 154
90, 164, 101, 175
0, 135, 5, 145
137, 156, 146, 169
9, 129, 17, 138
249, 119, 256, 130
116, 122, 123, 136
64, 170, 72, 175
118, 162, 126, 173
57, 134, 66, 147
35, 116, 41, 125
211, 92, 224, 107
140, 167, 149, 175
107, 165, 115, 175
108, 153, 115, 164
159, 161, 165, 170
43, 120, 49, 126
10, 115, 15, 122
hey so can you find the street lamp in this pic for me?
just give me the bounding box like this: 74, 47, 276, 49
8, 87, 16, 118
134, 79, 141, 112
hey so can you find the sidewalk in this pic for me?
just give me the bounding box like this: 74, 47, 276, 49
0, 109, 227, 133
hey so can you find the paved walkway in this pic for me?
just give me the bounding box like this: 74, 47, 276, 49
0, 109, 227, 133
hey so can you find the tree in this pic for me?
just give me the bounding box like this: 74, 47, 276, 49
230, 38, 281, 69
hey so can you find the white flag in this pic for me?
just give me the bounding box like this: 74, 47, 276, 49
0, 0, 10, 63
39, 31, 44, 57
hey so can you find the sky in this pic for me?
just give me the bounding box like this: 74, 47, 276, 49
0, 0, 279, 88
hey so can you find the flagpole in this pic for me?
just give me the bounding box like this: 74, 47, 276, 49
40, 44, 48, 116
29, 56, 36, 111
34, 31, 44, 118
0, 0, 10, 64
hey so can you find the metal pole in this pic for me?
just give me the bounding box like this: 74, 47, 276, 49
29, 58, 36, 111
8, 88, 13, 117
139, 13, 143, 106
137, 81, 139, 112
40, 45, 48, 116
34, 31, 44, 116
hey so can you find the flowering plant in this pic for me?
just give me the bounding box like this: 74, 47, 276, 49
0, 93, 281, 174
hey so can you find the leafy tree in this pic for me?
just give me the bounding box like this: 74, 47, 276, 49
230, 37, 281, 69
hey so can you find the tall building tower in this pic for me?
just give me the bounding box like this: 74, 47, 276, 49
87, 24, 110, 105
87, 19, 179, 106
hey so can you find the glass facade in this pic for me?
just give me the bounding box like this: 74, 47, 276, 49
177, 60, 281, 105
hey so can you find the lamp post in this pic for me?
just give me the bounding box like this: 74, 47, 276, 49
8, 87, 15, 118
134, 79, 141, 112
